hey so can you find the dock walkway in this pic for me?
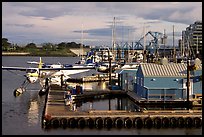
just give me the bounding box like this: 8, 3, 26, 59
42, 85, 202, 129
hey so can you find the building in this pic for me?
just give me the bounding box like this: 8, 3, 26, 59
181, 21, 202, 60
118, 68, 138, 92
134, 58, 202, 101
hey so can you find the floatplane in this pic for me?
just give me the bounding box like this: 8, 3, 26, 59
2, 57, 95, 97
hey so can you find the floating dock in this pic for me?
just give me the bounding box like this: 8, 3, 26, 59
126, 91, 196, 108
42, 85, 202, 129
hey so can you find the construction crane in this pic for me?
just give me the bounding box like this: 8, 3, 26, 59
134, 31, 163, 52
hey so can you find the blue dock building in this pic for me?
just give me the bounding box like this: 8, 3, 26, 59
135, 58, 202, 100
118, 58, 202, 101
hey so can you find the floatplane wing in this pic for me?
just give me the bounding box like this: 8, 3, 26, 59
2, 66, 36, 71
2, 66, 95, 71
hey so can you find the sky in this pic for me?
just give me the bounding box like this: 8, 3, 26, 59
2, 2, 202, 48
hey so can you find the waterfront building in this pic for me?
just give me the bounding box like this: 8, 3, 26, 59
181, 21, 202, 60
134, 58, 202, 100
118, 68, 138, 92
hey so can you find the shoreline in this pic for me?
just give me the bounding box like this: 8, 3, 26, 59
2, 52, 77, 57
2, 52, 30, 55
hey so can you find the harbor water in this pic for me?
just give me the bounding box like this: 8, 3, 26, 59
2, 56, 202, 135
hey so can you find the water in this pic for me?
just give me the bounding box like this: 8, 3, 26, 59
2, 56, 202, 135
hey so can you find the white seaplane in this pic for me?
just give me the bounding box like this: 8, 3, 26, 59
2, 57, 95, 97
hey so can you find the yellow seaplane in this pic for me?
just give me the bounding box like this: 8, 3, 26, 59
2, 57, 95, 97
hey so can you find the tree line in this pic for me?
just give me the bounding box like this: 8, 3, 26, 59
2, 38, 90, 51
2, 38, 91, 56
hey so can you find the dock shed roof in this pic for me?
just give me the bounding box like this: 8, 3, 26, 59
140, 63, 202, 77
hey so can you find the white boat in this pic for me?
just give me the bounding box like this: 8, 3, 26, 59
48, 66, 93, 85
120, 63, 140, 69
97, 62, 118, 73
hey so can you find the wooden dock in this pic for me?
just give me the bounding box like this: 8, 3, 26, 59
127, 91, 200, 108
42, 85, 202, 129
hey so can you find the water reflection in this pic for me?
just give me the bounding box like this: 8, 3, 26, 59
65, 96, 140, 112
28, 100, 39, 126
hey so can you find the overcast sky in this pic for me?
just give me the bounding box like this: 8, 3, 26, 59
2, 2, 202, 47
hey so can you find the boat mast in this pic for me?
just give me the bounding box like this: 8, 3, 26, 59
181, 34, 184, 58
112, 17, 116, 61
196, 36, 199, 57
81, 24, 84, 60
143, 23, 146, 63
163, 29, 166, 57
173, 25, 176, 63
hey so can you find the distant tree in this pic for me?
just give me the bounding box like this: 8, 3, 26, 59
2, 38, 11, 51
57, 42, 67, 49
69, 42, 80, 48
25, 43, 37, 49
41, 42, 55, 50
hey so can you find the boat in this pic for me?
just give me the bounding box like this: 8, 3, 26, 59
97, 62, 118, 73
120, 62, 140, 69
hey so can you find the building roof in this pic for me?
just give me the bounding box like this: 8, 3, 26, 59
140, 63, 202, 77
118, 68, 138, 74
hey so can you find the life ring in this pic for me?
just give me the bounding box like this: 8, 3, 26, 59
77, 117, 86, 128
87, 118, 95, 129
51, 118, 60, 128
169, 117, 177, 128
193, 117, 202, 128
162, 117, 169, 128
104, 117, 113, 129
153, 117, 162, 129
177, 117, 185, 128
134, 117, 143, 129
42, 119, 50, 129
185, 117, 193, 128
44, 113, 52, 121
95, 117, 103, 129
68, 118, 77, 128
60, 118, 68, 128
144, 117, 153, 129
124, 117, 133, 128
114, 117, 123, 128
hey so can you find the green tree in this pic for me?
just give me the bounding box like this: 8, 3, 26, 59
57, 42, 67, 49
25, 43, 37, 49
2, 38, 11, 51
41, 42, 55, 50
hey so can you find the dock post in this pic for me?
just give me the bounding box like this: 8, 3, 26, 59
125, 73, 128, 92
186, 60, 190, 110
109, 97, 111, 110
61, 74, 64, 88
45, 78, 49, 88
108, 50, 112, 86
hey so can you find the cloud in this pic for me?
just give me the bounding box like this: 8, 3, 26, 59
6, 23, 34, 28
73, 25, 137, 38
2, 2, 202, 47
